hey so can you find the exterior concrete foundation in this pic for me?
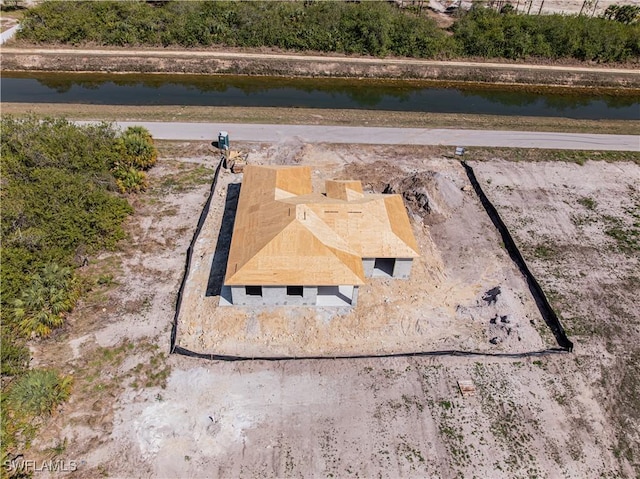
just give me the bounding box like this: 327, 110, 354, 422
230, 285, 357, 306
364, 257, 413, 279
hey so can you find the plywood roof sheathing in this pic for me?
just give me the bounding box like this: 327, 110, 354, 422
225, 165, 420, 286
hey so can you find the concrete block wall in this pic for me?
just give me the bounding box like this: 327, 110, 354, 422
363, 258, 375, 277
303, 286, 318, 305
351, 285, 359, 306
393, 258, 413, 279
230, 286, 317, 306
229, 258, 411, 306
363, 257, 413, 279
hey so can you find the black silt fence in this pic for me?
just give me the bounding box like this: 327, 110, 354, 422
170, 157, 223, 354
170, 158, 573, 360
461, 160, 574, 352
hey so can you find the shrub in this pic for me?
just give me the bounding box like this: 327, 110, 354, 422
113, 165, 149, 193
0, 337, 30, 377
604, 4, 640, 24
453, 7, 640, 62
0, 116, 157, 467
1, 116, 133, 310
17, 1, 455, 58
13, 264, 80, 338
118, 126, 157, 170
7, 369, 72, 416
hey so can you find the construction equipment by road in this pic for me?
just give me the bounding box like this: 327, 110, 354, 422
216, 130, 248, 173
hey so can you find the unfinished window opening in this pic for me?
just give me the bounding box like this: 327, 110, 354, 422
287, 286, 303, 297
373, 258, 395, 278
245, 286, 262, 296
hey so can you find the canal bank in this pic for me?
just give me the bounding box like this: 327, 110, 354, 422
2, 47, 640, 89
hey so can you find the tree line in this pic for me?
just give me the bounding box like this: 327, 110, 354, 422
1, 116, 156, 465
16, 1, 640, 63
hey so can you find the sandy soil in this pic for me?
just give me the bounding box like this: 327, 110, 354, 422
24, 143, 640, 479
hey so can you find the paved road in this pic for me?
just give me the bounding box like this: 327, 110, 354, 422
83, 121, 640, 151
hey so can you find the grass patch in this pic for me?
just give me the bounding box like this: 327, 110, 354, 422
601, 348, 640, 475
155, 164, 215, 194
77, 340, 172, 398
602, 198, 640, 253
464, 147, 640, 165
577, 196, 598, 210
533, 244, 556, 259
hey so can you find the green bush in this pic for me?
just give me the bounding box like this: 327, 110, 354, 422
118, 126, 157, 170
453, 7, 640, 62
604, 4, 640, 24
16, 1, 639, 62
7, 369, 72, 416
13, 264, 80, 338
1, 116, 157, 468
17, 0, 456, 58
0, 338, 30, 377
1, 116, 133, 310
113, 165, 149, 193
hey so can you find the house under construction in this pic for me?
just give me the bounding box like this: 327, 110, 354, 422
224, 165, 420, 306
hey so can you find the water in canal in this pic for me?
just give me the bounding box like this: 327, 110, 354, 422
2, 72, 638, 120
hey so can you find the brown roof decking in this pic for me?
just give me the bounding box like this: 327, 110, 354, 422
224, 165, 420, 286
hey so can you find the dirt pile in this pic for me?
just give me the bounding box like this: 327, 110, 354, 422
344, 161, 464, 225
385, 172, 464, 225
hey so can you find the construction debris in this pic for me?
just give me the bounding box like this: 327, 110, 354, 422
482, 286, 501, 305
458, 379, 476, 397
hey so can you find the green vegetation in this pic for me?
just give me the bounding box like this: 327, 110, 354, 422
0, 0, 25, 12
603, 199, 640, 253
577, 196, 597, 210
604, 4, 640, 24
1, 116, 156, 469
13, 264, 80, 338
453, 7, 640, 62
1, 369, 72, 466
533, 244, 556, 259
7, 369, 73, 417
463, 147, 640, 165
112, 125, 157, 192
1, 116, 132, 335
16, 1, 640, 63
18, 1, 455, 58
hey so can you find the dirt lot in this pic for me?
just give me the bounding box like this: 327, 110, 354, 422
25, 142, 639, 479
176, 143, 547, 357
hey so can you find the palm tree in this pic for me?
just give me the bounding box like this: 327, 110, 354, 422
124, 125, 153, 141
13, 264, 79, 338
118, 127, 157, 170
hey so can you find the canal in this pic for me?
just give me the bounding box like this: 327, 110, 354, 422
1, 72, 639, 120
